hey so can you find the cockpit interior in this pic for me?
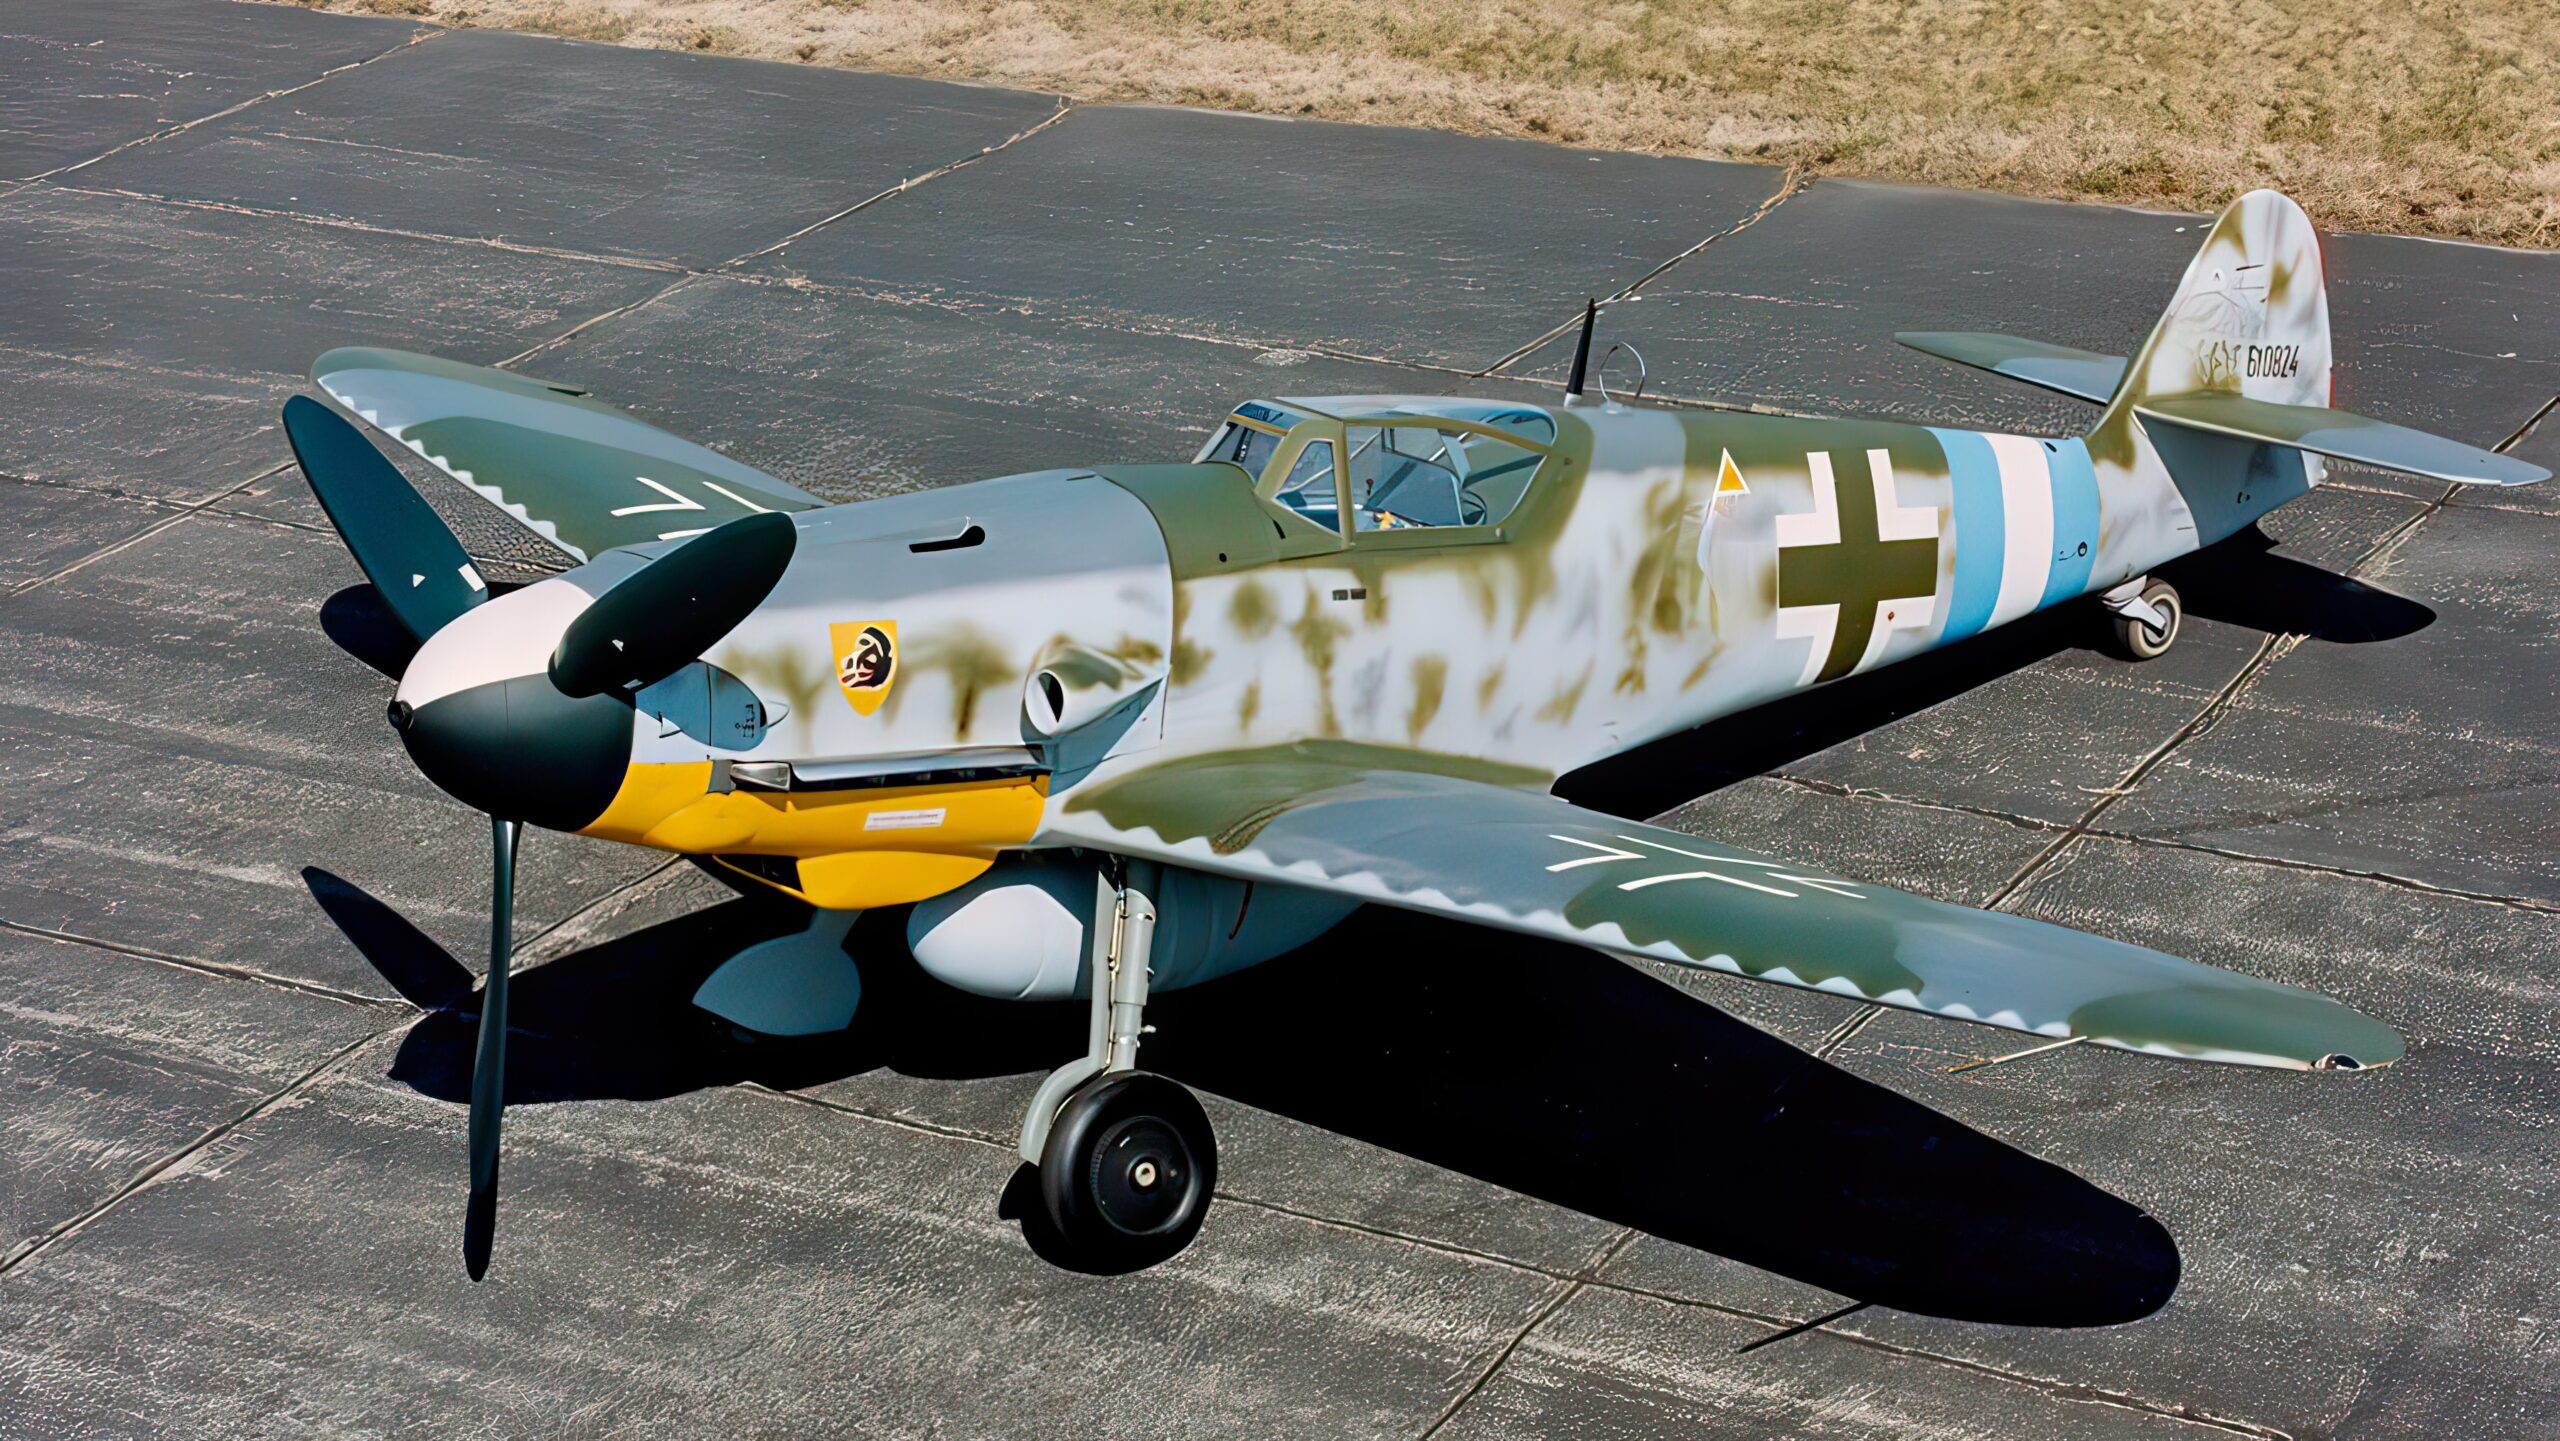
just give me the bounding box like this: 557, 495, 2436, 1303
1194, 399, 1556, 539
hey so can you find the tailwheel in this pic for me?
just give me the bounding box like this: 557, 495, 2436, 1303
1038, 1071, 1216, 1271
2104, 578, 2181, 661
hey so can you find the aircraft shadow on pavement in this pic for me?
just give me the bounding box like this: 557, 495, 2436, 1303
309, 869, 2179, 1328
1560, 522, 2432, 819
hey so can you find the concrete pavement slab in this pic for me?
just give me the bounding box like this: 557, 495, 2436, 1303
0, 929, 387, 1255
1435, 1283, 2224, 1441
0, 512, 667, 997
0, 184, 671, 502
0, 6, 2552, 1433
231, 270, 1565, 519
0, 1047, 1563, 1439
1691, 838, 2560, 1439
0, 480, 169, 589
0, 0, 425, 181
1563, 178, 2560, 465
740, 102, 1787, 373
2107, 501, 2560, 904
80, 27, 1062, 268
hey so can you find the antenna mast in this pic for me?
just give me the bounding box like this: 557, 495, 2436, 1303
1561, 299, 1597, 407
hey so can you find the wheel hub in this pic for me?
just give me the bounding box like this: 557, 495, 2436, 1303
1090, 1117, 1193, 1235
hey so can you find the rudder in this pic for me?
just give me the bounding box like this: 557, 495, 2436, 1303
2094, 190, 2334, 547
2103, 189, 2332, 419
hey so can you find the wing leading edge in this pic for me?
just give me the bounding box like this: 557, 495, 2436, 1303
312, 348, 828, 562
1895, 331, 2128, 405
1048, 745, 2401, 1070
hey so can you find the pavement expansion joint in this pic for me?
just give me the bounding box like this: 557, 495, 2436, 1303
6, 442, 300, 602
1413, 1233, 1633, 1440
0, 918, 403, 1011
1767, 759, 2560, 914
1980, 627, 2290, 911
1758, 770, 2073, 842
1978, 405, 2535, 914
1576, 1275, 2294, 1439
23, 25, 447, 186
745, 1078, 1614, 1290
1205, 1190, 1566, 1280
43, 181, 696, 275
0, 1025, 395, 1280
1479, 163, 1809, 380
737, 1079, 1016, 1152
1733, 1298, 1872, 1353
503, 855, 686, 963
495, 100, 1077, 377
2073, 827, 2560, 916
733, 98, 1077, 270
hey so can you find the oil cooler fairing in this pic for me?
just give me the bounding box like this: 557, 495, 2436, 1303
906, 852, 1358, 1000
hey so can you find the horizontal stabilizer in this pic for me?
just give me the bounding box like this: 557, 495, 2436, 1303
1896, 332, 2127, 405
2136, 392, 2548, 486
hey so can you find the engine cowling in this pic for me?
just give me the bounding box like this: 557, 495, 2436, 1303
904, 852, 1356, 1000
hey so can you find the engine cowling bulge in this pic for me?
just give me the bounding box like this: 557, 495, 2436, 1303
905, 852, 1356, 1000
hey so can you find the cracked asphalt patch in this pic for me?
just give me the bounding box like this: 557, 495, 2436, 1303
0, 5, 2552, 1437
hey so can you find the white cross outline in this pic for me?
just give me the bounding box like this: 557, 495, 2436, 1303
610, 475, 779, 540
1543, 833, 1866, 901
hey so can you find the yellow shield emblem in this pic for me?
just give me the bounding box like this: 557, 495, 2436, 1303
831, 620, 898, 716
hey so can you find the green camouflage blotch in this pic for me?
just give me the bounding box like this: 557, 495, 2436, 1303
1536, 662, 1592, 723
894, 622, 1013, 734
1168, 586, 1211, 684
1407, 656, 1448, 743
714, 640, 831, 750
1290, 583, 1350, 737
2067, 984, 2402, 1066
1228, 578, 1278, 638
1563, 879, 1924, 999
1064, 739, 1553, 852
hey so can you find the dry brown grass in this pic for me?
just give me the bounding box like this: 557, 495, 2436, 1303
283, 0, 2556, 246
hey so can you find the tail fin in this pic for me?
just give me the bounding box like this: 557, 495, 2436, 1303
2090, 190, 2334, 547
1905, 190, 2543, 547
2102, 189, 2332, 424
2098, 190, 2542, 520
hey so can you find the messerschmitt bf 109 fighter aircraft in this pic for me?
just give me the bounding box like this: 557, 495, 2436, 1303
288, 190, 2544, 1279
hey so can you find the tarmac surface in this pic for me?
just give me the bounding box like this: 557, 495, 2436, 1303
1, 3, 2556, 1437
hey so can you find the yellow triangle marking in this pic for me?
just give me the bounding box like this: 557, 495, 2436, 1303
1717, 450, 1750, 495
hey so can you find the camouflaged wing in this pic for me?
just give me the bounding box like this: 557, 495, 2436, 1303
312, 348, 827, 562
1053, 748, 2401, 1070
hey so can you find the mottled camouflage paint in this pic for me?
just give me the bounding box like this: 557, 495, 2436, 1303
318, 191, 2438, 1066
1060, 193, 2336, 800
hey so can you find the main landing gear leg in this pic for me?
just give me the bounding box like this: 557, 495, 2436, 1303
2100, 575, 2182, 661
1016, 859, 1217, 1270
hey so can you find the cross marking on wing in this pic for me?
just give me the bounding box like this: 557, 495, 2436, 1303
1543, 833, 1867, 900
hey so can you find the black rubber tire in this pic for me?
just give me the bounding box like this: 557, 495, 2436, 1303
1038, 1071, 1216, 1270
2107, 580, 2181, 661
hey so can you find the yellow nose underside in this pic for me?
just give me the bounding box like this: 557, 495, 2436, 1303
579, 761, 1048, 909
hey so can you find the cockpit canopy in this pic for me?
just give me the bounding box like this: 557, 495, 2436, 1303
1195, 398, 1557, 538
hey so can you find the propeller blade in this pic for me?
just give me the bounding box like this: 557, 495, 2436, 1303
282, 395, 489, 644
462, 818, 519, 1281
549, 511, 796, 698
